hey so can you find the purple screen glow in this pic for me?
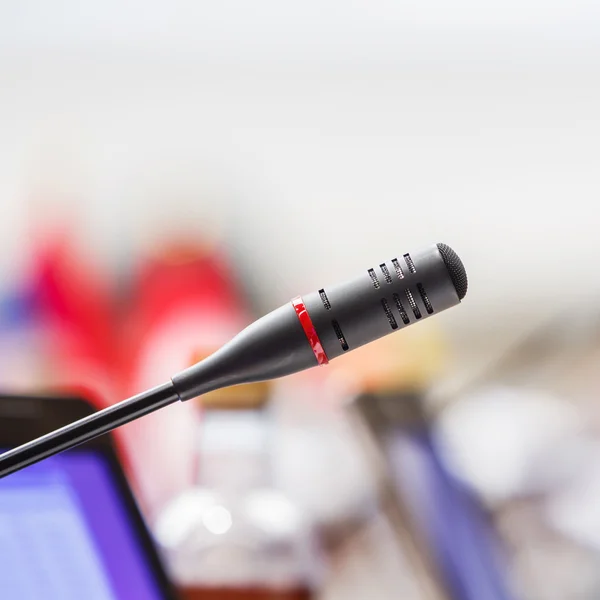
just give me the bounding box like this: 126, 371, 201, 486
0, 451, 164, 600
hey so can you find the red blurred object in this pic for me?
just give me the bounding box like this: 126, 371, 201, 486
118, 241, 250, 515
30, 234, 119, 407
121, 242, 248, 386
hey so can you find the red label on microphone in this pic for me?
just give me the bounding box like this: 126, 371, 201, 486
291, 297, 329, 365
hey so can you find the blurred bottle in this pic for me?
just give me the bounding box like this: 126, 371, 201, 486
155, 388, 316, 600
118, 239, 250, 516
298, 321, 456, 600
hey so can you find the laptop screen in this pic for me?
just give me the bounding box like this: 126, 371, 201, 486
0, 451, 165, 600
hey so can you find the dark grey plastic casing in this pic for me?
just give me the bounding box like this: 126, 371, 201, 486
172, 243, 463, 402
172, 304, 317, 401
302, 243, 460, 361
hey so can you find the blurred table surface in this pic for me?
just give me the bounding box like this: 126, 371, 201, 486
178, 586, 311, 600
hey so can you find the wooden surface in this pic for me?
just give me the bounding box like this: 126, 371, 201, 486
179, 586, 312, 600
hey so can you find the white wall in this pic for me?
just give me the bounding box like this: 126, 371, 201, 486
1, 1, 599, 376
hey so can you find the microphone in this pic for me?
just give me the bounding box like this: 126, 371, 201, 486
0, 243, 467, 478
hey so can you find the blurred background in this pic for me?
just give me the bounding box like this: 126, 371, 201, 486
1, 1, 600, 598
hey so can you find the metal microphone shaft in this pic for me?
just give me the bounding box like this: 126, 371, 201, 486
0, 383, 179, 479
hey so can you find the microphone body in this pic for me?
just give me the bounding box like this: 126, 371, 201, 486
172, 243, 464, 400
0, 242, 467, 478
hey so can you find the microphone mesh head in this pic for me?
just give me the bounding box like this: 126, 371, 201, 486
437, 243, 468, 300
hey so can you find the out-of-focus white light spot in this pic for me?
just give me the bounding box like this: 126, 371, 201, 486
244, 489, 300, 537
202, 505, 232, 535
154, 490, 217, 548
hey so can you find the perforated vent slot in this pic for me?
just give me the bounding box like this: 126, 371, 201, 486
379, 263, 392, 284
405, 289, 422, 319
368, 268, 381, 289
393, 293, 410, 325
319, 289, 331, 310
381, 298, 398, 330
403, 253, 417, 274
391, 258, 405, 280
332, 320, 349, 351
417, 283, 434, 314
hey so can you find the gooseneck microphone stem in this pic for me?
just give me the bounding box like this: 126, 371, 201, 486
0, 383, 179, 479
0, 242, 468, 480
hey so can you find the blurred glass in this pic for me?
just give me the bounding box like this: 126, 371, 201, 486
155, 403, 317, 599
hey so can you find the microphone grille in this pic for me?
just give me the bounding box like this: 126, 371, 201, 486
437, 243, 468, 300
